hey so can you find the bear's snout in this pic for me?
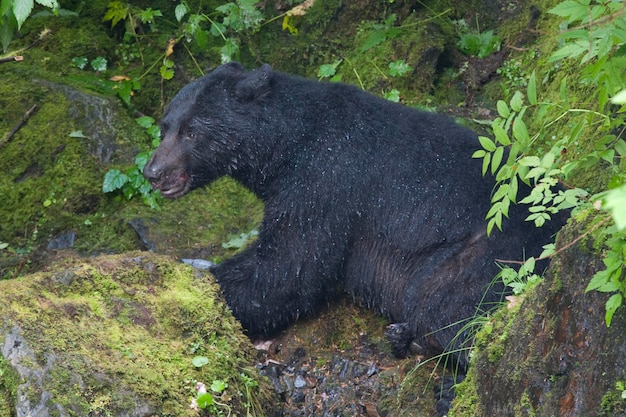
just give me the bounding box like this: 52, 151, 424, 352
143, 151, 191, 199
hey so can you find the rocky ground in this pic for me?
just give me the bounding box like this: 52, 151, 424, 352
250, 299, 439, 417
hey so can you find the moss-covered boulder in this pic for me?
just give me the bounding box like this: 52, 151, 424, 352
451, 217, 626, 416
0, 252, 277, 417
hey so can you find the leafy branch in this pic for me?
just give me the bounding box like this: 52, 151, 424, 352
476, 0, 626, 325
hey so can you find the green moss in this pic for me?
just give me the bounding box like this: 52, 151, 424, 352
0, 253, 277, 416
448, 363, 481, 417
601, 385, 626, 415
0, 356, 19, 417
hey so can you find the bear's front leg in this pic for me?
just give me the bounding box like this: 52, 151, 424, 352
210, 212, 347, 337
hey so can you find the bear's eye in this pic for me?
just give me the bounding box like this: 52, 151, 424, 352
187, 132, 197, 140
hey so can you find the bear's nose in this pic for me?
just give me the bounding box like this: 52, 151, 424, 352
143, 157, 162, 183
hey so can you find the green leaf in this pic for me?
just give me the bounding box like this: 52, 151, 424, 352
491, 146, 504, 175
603, 186, 626, 230
615, 140, 626, 157
612, 89, 626, 105
174, 3, 188, 22
102, 169, 129, 193
512, 117, 530, 145
90, 56, 107, 71
361, 29, 388, 52
388, 60, 412, 77
195, 28, 208, 49
472, 149, 486, 159
587, 268, 611, 292
549, 41, 588, 62
210, 380, 228, 393
317, 60, 342, 78
196, 392, 214, 408
68, 130, 86, 138
71, 56, 88, 69
526, 166, 546, 180
0, 0, 13, 17
191, 356, 210, 368
496, 100, 510, 118
548, 0, 589, 23
135, 116, 155, 129
35, 0, 58, 8
510, 91, 524, 112
508, 176, 519, 202
134, 151, 151, 171
527, 71, 537, 105
519, 257, 536, 277
481, 152, 491, 176
478, 136, 496, 152
220, 38, 239, 63
492, 123, 511, 146
518, 156, 540, 167
103, 1, 129, 27
383, 89, 400, 102
605, 293, 622, 326
12, 0, 33, 29
491, 183, 509, 202
160, 62, 175, 80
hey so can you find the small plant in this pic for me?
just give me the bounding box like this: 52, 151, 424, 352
174, 0, 265, 63
102, 116, 161, 208
388, 59, 412, 77
190, 356, 260, 416
497, 58, 528, 96
0, 0, 60, 52
317, 59, 343, 81
457, 29, 501, 58
359, 13, 403, 52
452, 18, 501, 59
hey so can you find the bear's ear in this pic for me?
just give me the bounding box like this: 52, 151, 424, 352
214, 61, 245, 75
235, 63, 273, 102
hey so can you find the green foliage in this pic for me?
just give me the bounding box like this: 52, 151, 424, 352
317, 59, 342, 81
388, 59, 412, 77
191, 357, 260, 415
497, 59, 528, 96
454, 19, 501, 58
476, 0, 626, 325
457, 29, 501, 58
0, 0, 61, 52
360, 13, 403, 52
174, 0, 265, 63
102, 116, 161, 209
601, 381, 626, 415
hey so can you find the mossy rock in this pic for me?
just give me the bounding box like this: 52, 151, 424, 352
0, 252, 278, 417
450, 217, 626, 417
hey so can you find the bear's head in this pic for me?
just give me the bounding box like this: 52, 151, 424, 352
143, 62, 273, 198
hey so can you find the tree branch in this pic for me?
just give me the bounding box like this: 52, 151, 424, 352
0, 55, 24, 64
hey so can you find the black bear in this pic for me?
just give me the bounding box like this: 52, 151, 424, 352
143, 62, 567, 413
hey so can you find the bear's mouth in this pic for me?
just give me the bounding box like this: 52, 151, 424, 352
151, 173, 191, 199
159, 183, 189, 199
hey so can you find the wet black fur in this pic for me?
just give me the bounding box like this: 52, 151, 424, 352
144, 62, 567, 414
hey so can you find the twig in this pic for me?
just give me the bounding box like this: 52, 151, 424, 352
0, 55, 24, 64
0, 104, 38, 148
